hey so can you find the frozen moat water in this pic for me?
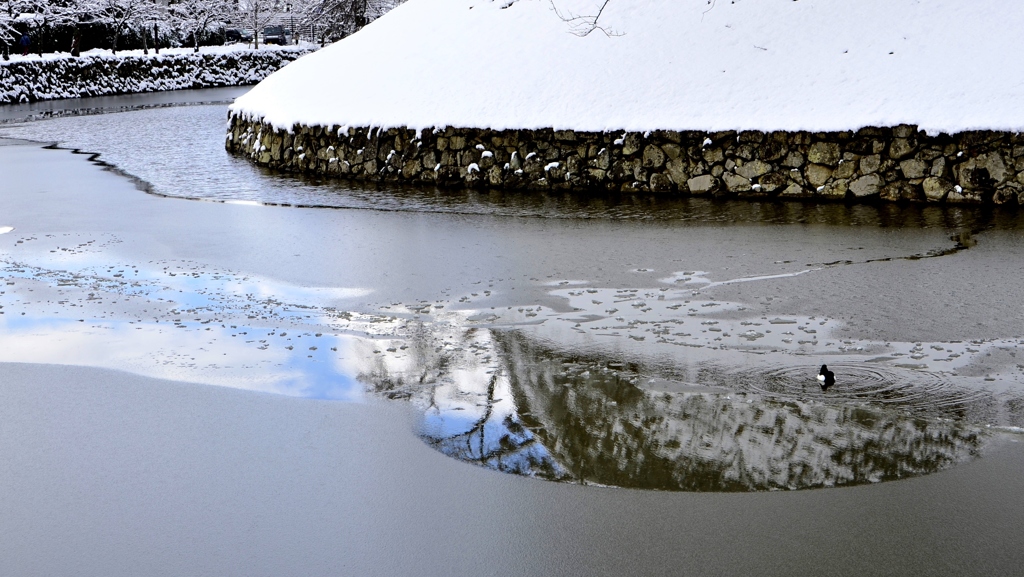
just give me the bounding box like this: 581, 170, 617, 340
2, 94, 1024, 494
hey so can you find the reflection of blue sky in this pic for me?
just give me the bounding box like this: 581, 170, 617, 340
0, 312, 367, 400
421, 396, 565, 478
1, 253, 370, 313
420, 407, 523, 442
421, 410, 478, 439
0, 253, 376, 400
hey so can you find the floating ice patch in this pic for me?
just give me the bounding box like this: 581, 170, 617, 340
659, 269, 815, 290
659, 271, 711, 285
541, 279, 589, 287
698, 269, 816, 290
0, 226, 13, 234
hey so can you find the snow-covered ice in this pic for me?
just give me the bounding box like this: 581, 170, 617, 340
231, 0, 1024, 134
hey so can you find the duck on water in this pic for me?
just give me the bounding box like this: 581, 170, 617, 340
818, 364, 836, 391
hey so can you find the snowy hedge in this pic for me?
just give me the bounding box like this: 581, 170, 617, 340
0, 47, 314, 103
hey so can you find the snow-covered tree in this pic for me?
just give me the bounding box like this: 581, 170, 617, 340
3, 0, 56, 56
170, 0, 230, 52
48, 0, 107, 56
234, 0, 280, 49
293, 0, 399, 45
0, 0, 19, 58
94, 0, 161, 53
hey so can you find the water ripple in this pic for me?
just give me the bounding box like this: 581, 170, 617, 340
720, 363, 999, 423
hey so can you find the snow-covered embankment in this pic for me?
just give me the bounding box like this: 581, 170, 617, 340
226, 0, 1024, 204
0, 45, 315, 104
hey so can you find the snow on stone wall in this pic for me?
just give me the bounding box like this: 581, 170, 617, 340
0, 48, 314, 103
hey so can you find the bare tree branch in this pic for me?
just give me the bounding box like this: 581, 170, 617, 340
549, 0, 621, 38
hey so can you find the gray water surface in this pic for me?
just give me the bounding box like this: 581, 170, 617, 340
2, 100, 1024, 491
2, 92, 1024, 574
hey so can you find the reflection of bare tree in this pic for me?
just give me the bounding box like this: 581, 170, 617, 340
423, 369, 567, 479
495, 331, 987, 491
358, 322, 568, 478
358, 322, 990, 492
360, 355, 410, 400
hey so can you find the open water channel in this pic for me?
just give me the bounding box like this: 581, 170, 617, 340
1, 88, 1023, 575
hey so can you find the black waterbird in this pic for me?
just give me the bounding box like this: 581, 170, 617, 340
818, 364, 835, 391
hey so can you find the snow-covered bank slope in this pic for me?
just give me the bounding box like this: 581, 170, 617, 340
0, 46, 314, 104
231, 0, 1024, 134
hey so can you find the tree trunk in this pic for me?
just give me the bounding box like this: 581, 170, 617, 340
71, 26, 81, 57
112, 30, 119, 54
154, 23, 159, 54
355, 0, 368, 29
141, 28, 148, 55
194, 30, 200, 53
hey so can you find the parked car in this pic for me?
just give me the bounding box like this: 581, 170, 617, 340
263, 25, 292, 45
224, 28, 253, 43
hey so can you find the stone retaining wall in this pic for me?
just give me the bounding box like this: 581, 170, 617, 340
0, 49, 314, 103
226, 115, 1024, 205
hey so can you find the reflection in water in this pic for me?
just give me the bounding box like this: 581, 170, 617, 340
416, 331, 989, 491
3, 100, 1024, 495
0, 253, 377, 398
2, 245, 1020, 491
726, 363, 1001, 423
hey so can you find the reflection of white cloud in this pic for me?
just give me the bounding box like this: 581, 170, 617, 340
0, 315, 365, 398
3, 255, 372, 313
220, 279, 371, 304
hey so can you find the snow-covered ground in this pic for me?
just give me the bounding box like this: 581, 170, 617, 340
231, 0, 1024, 134
3, 42, 317, 63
